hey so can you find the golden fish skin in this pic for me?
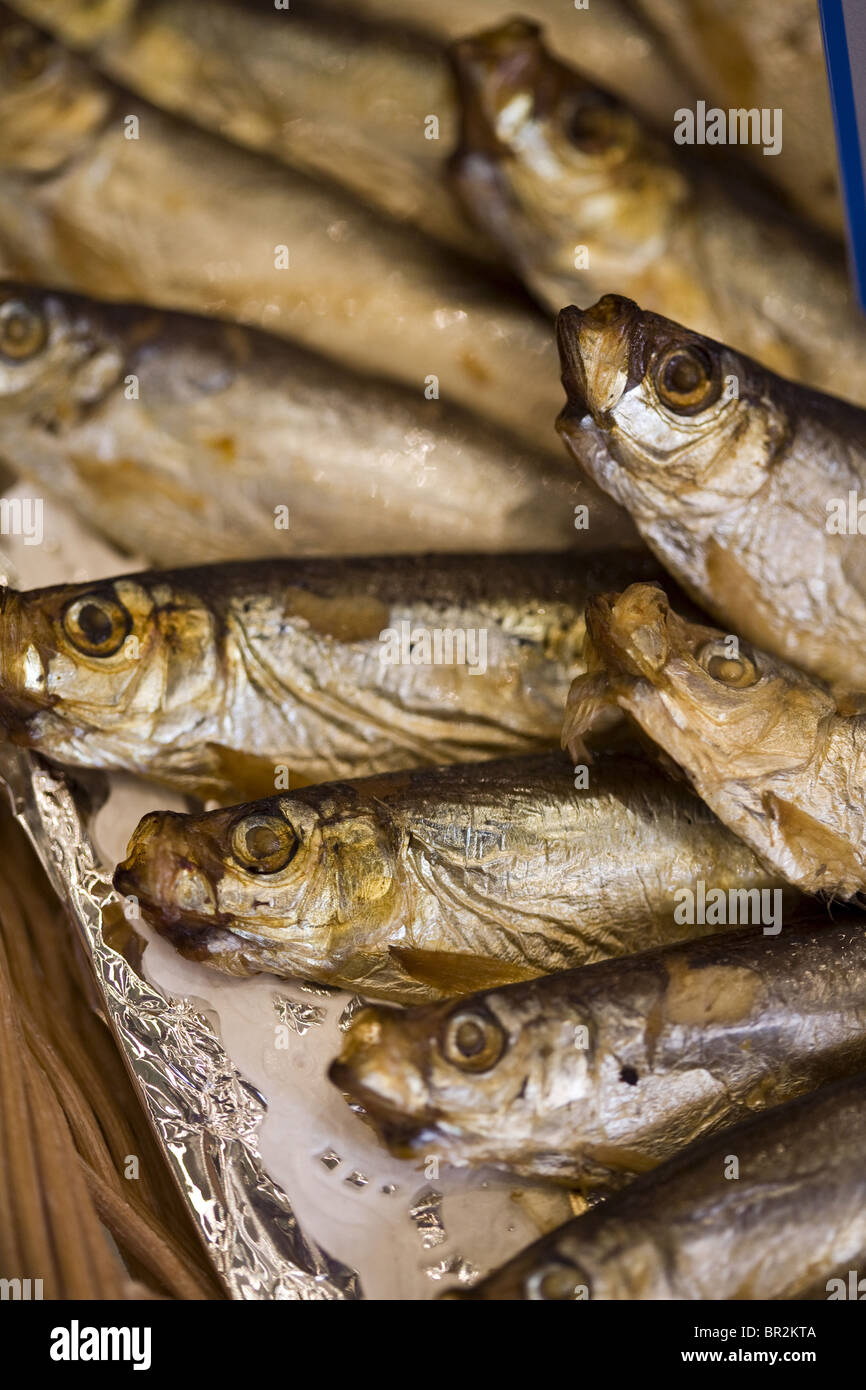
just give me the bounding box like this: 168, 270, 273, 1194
563, 582, 866, 898
449, 21, 866, 404
0, 9, 557, 456
453, 1072, 866, 1299
630, 0, 842, 238
113, 752, 783, 1003
0, 281, 636, 564
0, 551, 645, 802
4, 0, 491, 261
331, 915, 866, 1187
557, 294, 866, 691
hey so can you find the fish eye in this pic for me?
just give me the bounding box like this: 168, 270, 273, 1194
441, 1007, 505, 1073
62, 592, 131, 657
654, 344, 719, 415
525, 1260, 584, 1300
231, 813, 298, 875
0, 300, 47, 362
696, 639, 759, 688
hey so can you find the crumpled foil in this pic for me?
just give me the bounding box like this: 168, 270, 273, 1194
0, 743, 360, 1300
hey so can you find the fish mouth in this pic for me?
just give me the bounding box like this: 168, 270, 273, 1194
556, 307, 590, 418
450, 19, 546, 157
556, 296, 640, 427
0, 587, 56, 731
328, 1060, 436, 1157
585, 584, 672, 683
112, 861, 231, 946
113, 810, 233, 946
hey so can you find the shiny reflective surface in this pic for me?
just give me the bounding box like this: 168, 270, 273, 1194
0, 743, 360, 1300
331, 916, 866, 1187
454, 1074, 866, 1299
0, 551, 637, 800
114, 751, 782, 1002
556, 294, 866, 689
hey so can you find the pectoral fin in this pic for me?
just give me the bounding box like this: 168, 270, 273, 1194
761, 792, 863, 895
389, 945, 539, 996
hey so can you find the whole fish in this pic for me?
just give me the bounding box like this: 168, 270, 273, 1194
323, 0, 698, 129
451, 1072, 866, 1299
112, 752, 781, 1003
563, 582, 866, 898
556, 294, 866, 691
0, 551, 644, 802
332, 915, 866, 1187
3, 0, 490, 261
0, 7, 560, 455
630, 0, 843, 237
0, 281, 633, 565
449, 21, 866, 405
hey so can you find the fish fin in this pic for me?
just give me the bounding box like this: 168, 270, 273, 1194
761, 792, 862, 893
204, 744, 315, 802
561, 670, 614, 762
389, 946, 539, 995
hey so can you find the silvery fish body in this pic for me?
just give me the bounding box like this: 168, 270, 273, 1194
332, 915, 866, 1190
112, 752, 780, 1003
0, 8, 560, 454
455, 1073, 866, 1299
557, 294, 866, 691
563, 583, 866, 898
0, 282, 631, 564
3, 0, 489, 260
0, 551, 632, 801
450, 22, 865, 405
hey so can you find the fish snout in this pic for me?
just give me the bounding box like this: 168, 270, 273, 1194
329, 1006, 437, 1153
0, 587, 54, 733
557, 297, 638, 421
586, 583, 671, 681
113, 810, 220, 938
450, 20, 545, 153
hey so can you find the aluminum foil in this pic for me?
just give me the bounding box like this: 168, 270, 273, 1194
0, 743, 360, 1300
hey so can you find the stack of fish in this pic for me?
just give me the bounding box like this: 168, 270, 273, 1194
1, 0, 865, 1301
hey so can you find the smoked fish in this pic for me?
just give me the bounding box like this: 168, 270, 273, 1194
0, 551, 639, 800
0, 6, 560, 454
0, 282, 632, 563
452, 1072, 866, 1299
113, 752, 781, 1002
332, 915, 866, 1190
563, 582, 866, 898
450, 21, 865, 405
556, 294, 866, 690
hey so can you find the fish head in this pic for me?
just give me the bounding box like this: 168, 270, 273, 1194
449, 22, 685, 298
113, 785, 405, 976
564, 582, 836, 784
0, 10, 112, 173
330, 988, 582, 1158
556, 296, 789, 522
0, 283, 127, 419
0, 574, 220, 743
